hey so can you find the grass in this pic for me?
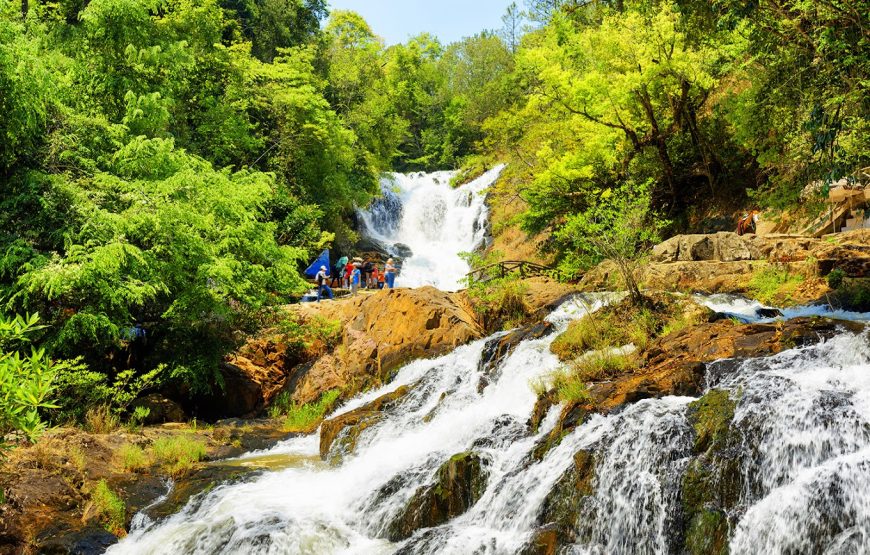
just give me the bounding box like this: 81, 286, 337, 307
117, 443, 148, 473
69, 446, 87, 474
88, 480, 126, 536
570, 350, 638, 382
282, 389, 342, 433
151, 436, 207, 477
551, 368, 592, 404
544, 350, 638, 404
749, 265, 805, 305
84, 406, 120, 434
267, 391, 293, 418
550, 307, 658, 361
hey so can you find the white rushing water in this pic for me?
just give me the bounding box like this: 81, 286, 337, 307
110, 294, 870, 555
356, 165, 504, 291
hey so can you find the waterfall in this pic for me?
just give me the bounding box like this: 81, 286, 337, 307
109, 297, 870, 555
356, 166, 504, 291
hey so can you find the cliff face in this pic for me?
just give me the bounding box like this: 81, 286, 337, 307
215, 287, 484, 417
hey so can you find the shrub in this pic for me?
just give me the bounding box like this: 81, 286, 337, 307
283, 389, 342, 433
117, 444, 148, 473
151, 436, 207, 477
276, 316, 342, 359
827, 268, 846, 290
50, 365, 165, 426
0, 313, 60, 452
125, 406, 151, 432
89, 480, 126, 536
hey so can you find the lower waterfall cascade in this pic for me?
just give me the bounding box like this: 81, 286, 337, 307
107, 295, 870, 555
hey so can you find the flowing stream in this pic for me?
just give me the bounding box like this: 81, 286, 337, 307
356, 166, 504, 291
109, 292, 870, 554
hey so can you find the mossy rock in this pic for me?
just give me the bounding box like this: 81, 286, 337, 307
535, 450, 595, 546
685, 509, 729, 555
687, 389, 735, 454
387, 451, 487, 541
681, 389, 742, 555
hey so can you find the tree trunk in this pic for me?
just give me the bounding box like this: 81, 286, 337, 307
637, 89, 677, 209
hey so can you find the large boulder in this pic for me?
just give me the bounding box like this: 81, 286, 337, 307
651, 232, 760, 263
130, 394, 186, 424
292, 287, 483, 405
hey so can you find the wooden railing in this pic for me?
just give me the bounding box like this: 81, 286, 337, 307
464, 260, 556, 284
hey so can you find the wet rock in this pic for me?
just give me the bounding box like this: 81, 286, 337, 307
536, 450, 596, 546
36, 525, 119, 555
520, 524, 559, 555
130, 394, 186, 424
681, 389, 740, 555
754, 307, 783, 319
387, 452, 488, 541
319, 385, 410, 461
391, 242, 414, 258
478, 321, 554, 392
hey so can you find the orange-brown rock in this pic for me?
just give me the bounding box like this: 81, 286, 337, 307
587, 317, 865, 414
292, 287, 483, 406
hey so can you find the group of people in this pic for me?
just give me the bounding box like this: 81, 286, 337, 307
314, 256, 398, 301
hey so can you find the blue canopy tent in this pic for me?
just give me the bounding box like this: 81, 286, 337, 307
304, 249, 331, 278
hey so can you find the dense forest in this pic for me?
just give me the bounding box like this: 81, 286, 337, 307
1, 0, 868, 434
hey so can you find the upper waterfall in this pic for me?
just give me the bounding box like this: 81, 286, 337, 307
357, 165, 505, 291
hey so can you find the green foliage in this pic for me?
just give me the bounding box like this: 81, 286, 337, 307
0, 313, 59, 452
51, 365, 165, 424
89, 480, 126, 536
281, 388, 341, 433
827, 268, 846, 290
276, 315, 342, 359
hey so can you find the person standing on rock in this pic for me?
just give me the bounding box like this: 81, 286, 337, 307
371, 265, 380, 289
332, 256, 347, 288
343, 258, 354, 289
351, 263, 362, 296
315, 266, 334, 301
385, 258, 397, 289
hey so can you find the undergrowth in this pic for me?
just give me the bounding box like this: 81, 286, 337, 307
150, 436, 207, 477
749, 265, 805, 305
280, 389, 342, 433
